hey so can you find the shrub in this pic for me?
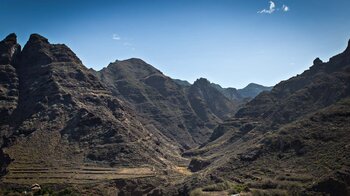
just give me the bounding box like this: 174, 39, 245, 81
202, 180, 249, 193
234, 184, 249, 193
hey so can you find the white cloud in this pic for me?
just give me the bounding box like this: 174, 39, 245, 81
282, 5, 289, 12
258, 1, 276, 14
258, 1, 290, 14
112, 34, 121, 40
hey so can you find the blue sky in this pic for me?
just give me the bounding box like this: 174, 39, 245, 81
1, 0, 349, 88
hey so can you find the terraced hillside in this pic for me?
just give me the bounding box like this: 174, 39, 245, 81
2, 129, 156, 185
4, 166, 155, 185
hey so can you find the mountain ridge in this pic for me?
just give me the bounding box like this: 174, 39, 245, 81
1, 33, 349, 195
0, 34, 188, 192
178, 38, 350, 195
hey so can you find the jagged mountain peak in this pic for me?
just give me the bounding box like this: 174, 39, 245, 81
103, 58, 162, 81
112, 58, 148, 65
193, 77, 211, 86
108, 58, 156, 69
345, 38, 350, 54
27, 33, 49, 44
3, 33, 17, 43
123, 57, 147, 64
328, 38, 350, 66
20, 33, 82, 67
313, 57, 323, 65
0, 33, 21, 65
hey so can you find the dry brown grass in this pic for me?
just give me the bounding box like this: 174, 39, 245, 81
174, 166, 192, 176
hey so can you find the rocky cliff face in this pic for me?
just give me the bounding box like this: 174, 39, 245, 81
1, 33, 348, 195
187, 78, 237, 122
96, 59, 209, 148
236, 46, 350, 125
180, 39, 350, 195
0, 33, 242, 193
95, 60, 241, 148
0, 34, 188, 188
0, 34, 20, 123
0, 33, 21, 176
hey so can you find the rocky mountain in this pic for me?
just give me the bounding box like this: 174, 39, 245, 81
173, 79, 272, 101
0, 34, 21, 177
186, 78, 237, 122
179, 39, 350, 195
0, 33, 243, 194
94, 59, 240, 148
0, 34, 193, 193
1, 32, 349, 195
238, 83, 273, 99
211, 82, 272, 101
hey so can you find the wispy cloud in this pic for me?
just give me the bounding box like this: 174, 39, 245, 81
112, 34, 136, 50
112, 34, 121, 40
282, 5, 289, 12
258, 1, 290, 14
258, 1, 276, 14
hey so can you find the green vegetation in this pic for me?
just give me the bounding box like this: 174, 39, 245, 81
232, 183, 250, 193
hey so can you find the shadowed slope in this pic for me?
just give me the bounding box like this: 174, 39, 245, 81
179, 39, 350, 196
0, 34, 186, 189
96, 60, 239, 148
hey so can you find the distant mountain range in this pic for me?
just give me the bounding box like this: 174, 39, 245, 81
0, 33, 349, 195
174, 78, 272, 101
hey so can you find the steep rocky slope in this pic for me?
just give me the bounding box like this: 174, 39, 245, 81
95, 60, 239, 148
0, 33, 21, 176
0, 33, 243, 194
187, 78, 237, 123
179, 39, 350, 196
95, 60, 208, 148
2, 32, 348, 195
0, 34, 188, 191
